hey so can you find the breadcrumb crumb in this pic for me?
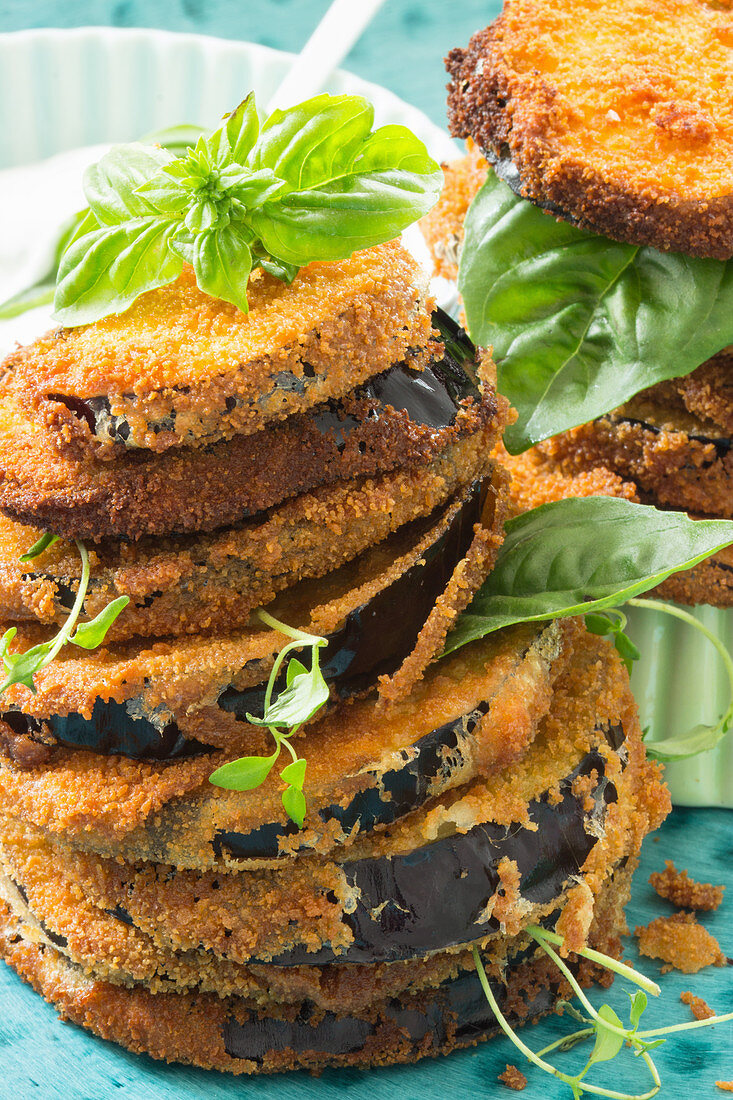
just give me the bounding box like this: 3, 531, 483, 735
650, 861, 724, 912
499, 1064, 528, 1090
680, 990, 715, 1021
635, 912, 727, 973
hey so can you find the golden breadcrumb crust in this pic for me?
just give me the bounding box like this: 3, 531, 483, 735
649, 861, 724, 911
645, 349, 733, 437
498, 1065, 528, 1090
0, 353, 504, 540
635, 912, 727, 973
0, 432, 493, 640
10, 243, 434, 458
447, 0, 733, 257
0, 880, 630, 1076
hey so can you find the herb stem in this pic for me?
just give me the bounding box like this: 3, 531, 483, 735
527, 927, 661, 996
536, 1028, 595, 1057
636, 1012, 733, 1039
257, 609, 326, 647
528, 932, 629, 1040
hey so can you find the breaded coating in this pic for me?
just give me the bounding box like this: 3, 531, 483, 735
9, 243, 434, 459
650, 860, 724, 911
0, 431, 495, 640
447, 0, 733, 258
498, 1065, 527, 1090
635, 912, 727, 973
538, 399, 733, 519
420, 141, 489, 279
644, 349, 733, 437
0, 875, 632, 1076
680, 990, 716, 1020
0, 348, 504, 540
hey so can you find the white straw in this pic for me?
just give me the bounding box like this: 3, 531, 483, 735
267, 0, 389, 111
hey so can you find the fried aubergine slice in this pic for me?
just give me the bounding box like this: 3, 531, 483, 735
0, 634, 669, 967
538, 396, 733, 519
0, 849, 632, 1017
9, 242, 434, 460
0, 617, 575, 866
0, 869, 631, 1076
0, 470, 507, 770
500, 440, 733, 608
446, 0, 733, 258
0, 310, 502, 540
0, 428, 497, 641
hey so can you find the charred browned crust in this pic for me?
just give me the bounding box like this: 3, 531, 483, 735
446, 2, 733, 258
641, 348, 733, 436
10, 243, 434, 459
0, 869, 632, 1076
537, 399, 733, 519
0, 355, 504, 541
0, 431, 495, 641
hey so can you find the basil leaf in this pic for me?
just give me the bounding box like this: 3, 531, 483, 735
282, 784, 306, 828
644, 722, 729, 762
134, 170, 190, 216
207, 93, 260, 168
280, 758, 306, 790
221, 166, 287, 209
588, 1006, 625, 1065
209, 754, 277, 791
70, 596, 130, 649
251, 94, 375, 189
445, 498, 733, 653
192, 226, 253, 315
54, 217, 183, 326
2, 640, 53, 692
459, 174, 733, 453
19, 533, 59, 562
84, 144, 175, 224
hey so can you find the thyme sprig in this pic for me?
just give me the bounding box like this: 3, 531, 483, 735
473, 926, 733, 1099
209, 609, 329, 828
0, 536, 129, 695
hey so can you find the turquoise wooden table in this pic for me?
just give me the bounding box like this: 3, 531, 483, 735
0, 2, 731, 1096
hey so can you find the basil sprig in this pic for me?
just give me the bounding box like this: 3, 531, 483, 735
458, 173, 733, 453
446, 497, 733, 653
53, 93, 442, 326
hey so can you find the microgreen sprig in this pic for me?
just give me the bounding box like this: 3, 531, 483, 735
1, 536, 129, 694
209, 609, 329, 828
473, 926, 733, 1100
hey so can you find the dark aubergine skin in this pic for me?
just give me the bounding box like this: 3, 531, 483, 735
222, 962, 554, 1066
0, 475, 484, 764
223, 732, 620, 967
49, 309, 479, 447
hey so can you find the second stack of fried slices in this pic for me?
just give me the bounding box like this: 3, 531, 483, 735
0, 241, 669, 1073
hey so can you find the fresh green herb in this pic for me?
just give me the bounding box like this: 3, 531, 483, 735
0, 124, 207, 322
627, 598, 733, 761
18, 532, 60, 562
53, 93, 442, 326
209, 609, 329, 828
1, 537, 129, 694
584, 609, 640, 674
445, 498, 733, 654
458, 173, 733, 453
473, 926, 733, 1099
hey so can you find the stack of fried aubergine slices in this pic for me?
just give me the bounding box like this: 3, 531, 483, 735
0, 238, 670, 1074
421, 0, 733, 609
